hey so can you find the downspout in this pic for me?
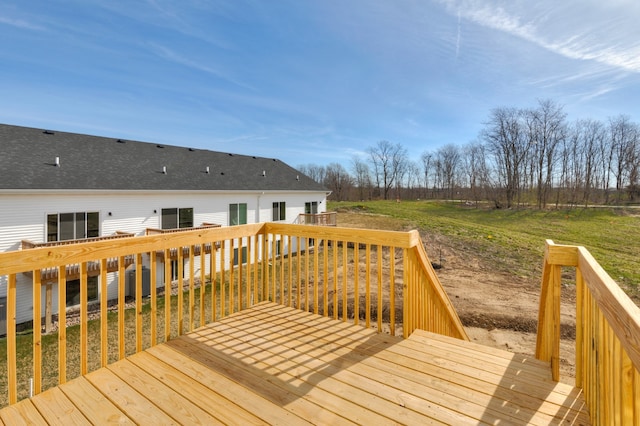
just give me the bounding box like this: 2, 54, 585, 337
257, 192, 264, 223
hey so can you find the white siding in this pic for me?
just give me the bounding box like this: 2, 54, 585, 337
0, 189, 327, 325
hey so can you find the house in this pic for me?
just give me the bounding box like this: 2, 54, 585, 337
0, 123, 329, 328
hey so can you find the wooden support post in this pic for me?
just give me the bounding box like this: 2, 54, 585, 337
45, 283, 53, 333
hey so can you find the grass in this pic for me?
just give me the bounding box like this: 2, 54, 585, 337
330, 200, 640, 294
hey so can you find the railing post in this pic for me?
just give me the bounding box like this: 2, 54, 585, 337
262, 233, 268, 302
45, 283, 53, 333
535, 241, 561, 381
33, 269, 42, 396
403, 248, 410, 339
7, 274, 17, 404
575, 267, 584, 388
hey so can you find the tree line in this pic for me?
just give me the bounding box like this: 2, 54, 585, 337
298, 99, 640, 208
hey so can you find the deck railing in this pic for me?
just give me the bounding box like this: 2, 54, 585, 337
536, 240, 640, 425
296, 212, 337, 226
0, 223, 466, 406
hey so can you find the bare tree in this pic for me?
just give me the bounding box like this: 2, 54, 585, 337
404, 160, 421, 199
462, 141, 490, 205
296, 163, 326, 185
367, 141, 408, 200
324, 163, 352, 201
351, 157, 372, 201
526, 99, 566, 208
625, 125, 640, 201
609, 115, 637, 203
436, 144, 461, 199
420, 151, 433, 198
571, 119, 605, 206
482, 107, 531, 208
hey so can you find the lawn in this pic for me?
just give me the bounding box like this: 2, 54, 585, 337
329, 200, 640, 295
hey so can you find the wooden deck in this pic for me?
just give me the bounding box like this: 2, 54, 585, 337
0, 302, 589, 425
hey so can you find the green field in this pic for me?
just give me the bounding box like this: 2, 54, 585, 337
329, 200, 640, 295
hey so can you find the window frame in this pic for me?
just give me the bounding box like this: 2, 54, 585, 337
47, 211, 99, 242
229, 203, 248, 226
272, 201, 286, 221
161, 207, 194, 229
305, 202, 318, 215
65, 275, 99, 307
233, 246, 248, 266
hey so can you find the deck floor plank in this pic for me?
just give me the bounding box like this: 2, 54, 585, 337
0, 302, 590, 425
146, 344, 311, 426
165, 336, 370, 425
406, 330, 587, 400
191, 307, 491, 424
127, 351, 267, 425
29, 386, 88, 424
58, 376, 134, 424
248, 303, 588, 421
386, 334, 589, 425
185, 319, 462, 424
192, 303, 575, 425
0, 399, 46, 425
84, 367, 179, 425
106, 358, 225, 425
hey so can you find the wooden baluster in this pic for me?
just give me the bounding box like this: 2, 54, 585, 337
365, 244, 371, 328
100, 259, 108, 367
333, 240, 338, 320
177, 248, 184, 335
354, 244, 359, 326
323, 239, 328, 316
188, 245, 195, 331
164, 249, 171, 342
342, 241, 348, 322
199, 244, 205, 328
135, 254, 143, 353
377, 245, 383, 332
58, 266, 67, 383
80, 262, 88, 375
390, 247, 396, 336
150, 253, 157, 347
118, 256, 126, 359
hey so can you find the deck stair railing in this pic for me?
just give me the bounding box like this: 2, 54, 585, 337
0, 222, 466, 406
536, 240, 640, 425
295, 212, 337, 226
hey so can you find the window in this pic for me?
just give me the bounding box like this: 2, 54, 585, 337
170, 259, 182, 281
229, 203, 247, 226
162, 208, 193, 229
233, 246, 248, 266
272, 202, 286, 221
47, 212, 99, 242
66, 276, 99, 307
305, 202, 318, 214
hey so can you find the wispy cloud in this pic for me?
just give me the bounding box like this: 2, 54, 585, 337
0, 15, 44, 31
455, 9, 461, 59
146, 42, 255, 90
437, 0, 640, 74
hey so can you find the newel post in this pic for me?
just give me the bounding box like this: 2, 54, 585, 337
402, 248, 410, 339
535, 240, 562, 381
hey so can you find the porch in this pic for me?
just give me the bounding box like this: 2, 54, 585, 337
0, 302, 588, 425
1, 222, 639, 424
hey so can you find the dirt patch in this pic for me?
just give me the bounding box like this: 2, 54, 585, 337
336, 212, 578, 384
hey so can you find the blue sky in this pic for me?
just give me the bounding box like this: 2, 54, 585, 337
1, 1, 639, 169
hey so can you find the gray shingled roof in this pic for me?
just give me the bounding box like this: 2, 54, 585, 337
0, 124, 327, 192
